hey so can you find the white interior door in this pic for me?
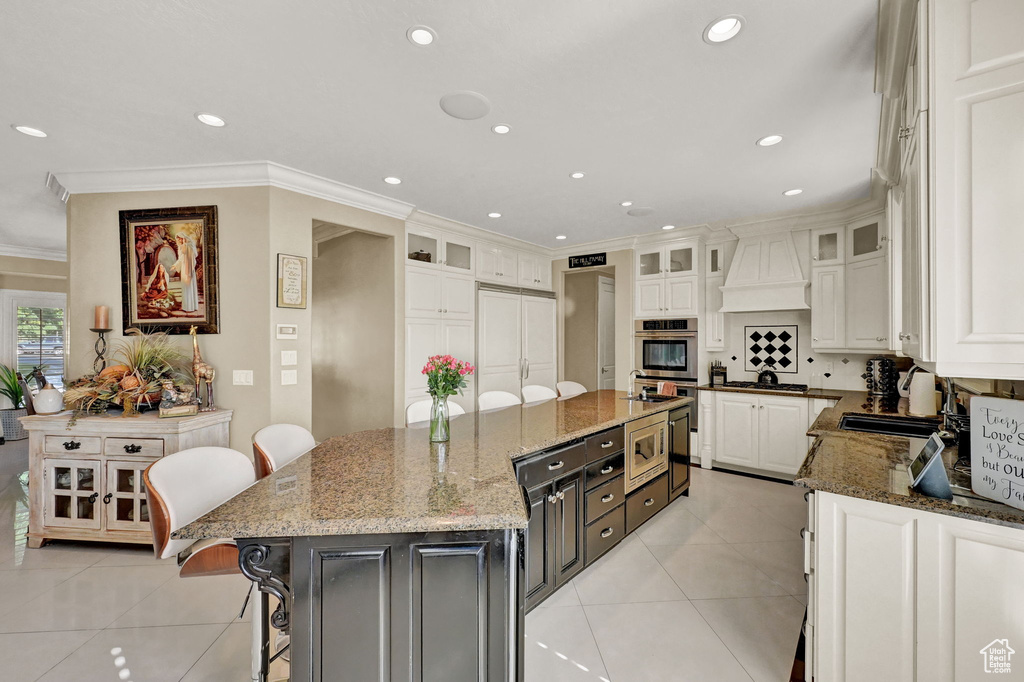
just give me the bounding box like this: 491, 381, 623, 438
522, 296, 557, 390
477, 290, 522, 397
597, 277, 616, 390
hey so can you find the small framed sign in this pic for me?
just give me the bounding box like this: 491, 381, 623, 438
971, 396, 1024, 511
568, 252, 607, 269
277, 253, 307, 309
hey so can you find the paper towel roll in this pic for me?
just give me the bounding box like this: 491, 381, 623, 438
908, 371, 938, 416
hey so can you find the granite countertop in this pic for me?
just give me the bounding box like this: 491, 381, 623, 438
796, 394, 1024, 530
697, 383, 864, 403
174, 390, 691, 540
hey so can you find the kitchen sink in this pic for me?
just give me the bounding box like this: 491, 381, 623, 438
838, 414, 940, 438
621, 395, 678, 403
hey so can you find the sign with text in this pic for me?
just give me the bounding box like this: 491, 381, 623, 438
568, 252, 607, 269
971, 397, 1024, 511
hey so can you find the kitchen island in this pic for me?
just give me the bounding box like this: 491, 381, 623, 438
175, 390, 689, 681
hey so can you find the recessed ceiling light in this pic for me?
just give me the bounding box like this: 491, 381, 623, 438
195, 112, 226, 127
488, 212, 501, 218
492, 124, 511, 134
756, 134, 783, 147
703, 15, 744, 44
383, 176, 402, 185
556, 235, 567, 240
12, 125, 47, 138
662, 225, 676, 231
783, 188, 803, 196
407, 26, 436, 46
570, 172, 585, 179
620, 201, 633, 207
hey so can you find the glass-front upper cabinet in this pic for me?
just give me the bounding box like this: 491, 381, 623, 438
636, 246, 663, 280
637, 241, 698, 280
846, 215, 887, 263
443, 235, 474, 273
665, 244, 695, 278
810, 227, 845, 266
407, 229, 441, 267
406, 228, 475, 273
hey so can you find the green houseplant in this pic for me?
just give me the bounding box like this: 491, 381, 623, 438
0, 363, 28, 441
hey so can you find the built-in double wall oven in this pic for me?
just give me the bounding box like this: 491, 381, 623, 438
634, 318, 698, 431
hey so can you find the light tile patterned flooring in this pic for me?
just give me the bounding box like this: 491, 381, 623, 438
0, 441, 806, 681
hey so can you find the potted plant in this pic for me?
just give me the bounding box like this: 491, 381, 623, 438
421, 355, 474, 442
0, 363, 28, 441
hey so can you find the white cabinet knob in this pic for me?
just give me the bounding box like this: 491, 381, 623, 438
876, 336, 885, 342
813, 337, 819, 342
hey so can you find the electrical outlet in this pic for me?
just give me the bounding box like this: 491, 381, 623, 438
281, 369, 297, 386
281, 350, 298, 366
232, 370, 253, 386
824, 361, 835, 374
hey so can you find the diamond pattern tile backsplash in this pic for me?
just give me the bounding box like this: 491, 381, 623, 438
745, 325, 798, 374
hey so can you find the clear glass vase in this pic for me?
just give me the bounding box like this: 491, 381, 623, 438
429, 394, 450, 442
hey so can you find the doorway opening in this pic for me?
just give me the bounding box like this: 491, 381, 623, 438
562, 268, 615, 391
311, 222, 394, 440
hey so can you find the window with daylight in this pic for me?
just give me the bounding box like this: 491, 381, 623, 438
17, 306, 66, 389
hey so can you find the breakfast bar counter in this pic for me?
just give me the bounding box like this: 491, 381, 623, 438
175, 390, 689, 682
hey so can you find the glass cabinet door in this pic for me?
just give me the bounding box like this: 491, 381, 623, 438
407, 230, 441, 267
105, 460, 152, 531
847, 220, 885, 262
811, 228, 845, 266
44, 458, 101, 529
442, 236, 474, 273
637, 247, 663, 279
665, 245, 694, 277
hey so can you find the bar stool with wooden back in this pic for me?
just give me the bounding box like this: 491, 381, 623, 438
143, 446, 267, 681
252, 424, 316, 479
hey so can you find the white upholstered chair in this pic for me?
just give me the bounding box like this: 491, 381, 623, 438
406, 399, 466, 425
143, 447, 266, 680
478, 390, 523, 411
522, 385, 558, 403
252, 423, 317, 479
556, 381, 588, 398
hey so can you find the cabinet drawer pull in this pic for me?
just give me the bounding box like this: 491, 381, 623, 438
600, 464, 614, 475
601, 494, 615, 503
644, 498, 655, 507
123, 444, 143, 454
63, 440, 81, 451
87, 492, 99, 503
103, 493, 113, 504
600, 441, 614, 449
557, 490, 565, 500
548, 494, 557, 504
600, 528, 614, 539
547, 460, 564, 471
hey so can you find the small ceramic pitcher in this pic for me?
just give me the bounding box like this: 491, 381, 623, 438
33, 383, 64, 415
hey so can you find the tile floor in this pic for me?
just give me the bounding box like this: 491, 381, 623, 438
0, 441, 807, 681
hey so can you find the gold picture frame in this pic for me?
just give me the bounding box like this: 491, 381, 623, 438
277, 253, 307, 309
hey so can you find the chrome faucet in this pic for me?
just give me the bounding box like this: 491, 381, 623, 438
628, 369, 646, 398
899, 364, 922, 393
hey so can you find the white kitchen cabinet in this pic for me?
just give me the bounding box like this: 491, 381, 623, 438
899, 112, 931, 362
807, 490, 1024, 682
518, 253, 552, 290
664, 276, 698, 316
811, 266, 845, 350
846, 257, 889, 349
705, 242, 732, 277
405, 318, 475, 409
635, 280, 665, 317
405, 268, 474, 321
705, 275, 726, 351
477, 246, 517, 285
406, 227, 475, 274
810, 227, 845, 267
664, 243, 696, 278
521, 296, 557, 389
712, 392, 809, 476
477, 289, 557, 401
846, 215, 887, 264
636, 245, 664, 280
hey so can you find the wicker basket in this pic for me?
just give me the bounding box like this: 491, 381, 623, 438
1, 408, 28, 441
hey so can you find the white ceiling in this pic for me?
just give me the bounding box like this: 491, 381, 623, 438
0, 0, 881, 255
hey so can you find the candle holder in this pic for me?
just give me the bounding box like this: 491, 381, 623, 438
90, 328, 113, 374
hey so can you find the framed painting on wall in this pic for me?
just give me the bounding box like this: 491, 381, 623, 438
118, 205, 220, 334
277, 253, 307, 309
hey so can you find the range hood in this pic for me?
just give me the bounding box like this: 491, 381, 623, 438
719, 231, 810, 312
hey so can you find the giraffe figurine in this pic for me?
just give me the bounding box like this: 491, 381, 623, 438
189, 325, 216, 411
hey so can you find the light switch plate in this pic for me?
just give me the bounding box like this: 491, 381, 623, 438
281, 350, 298, 366
232, 370, 254, 386
281, 369, 298, 386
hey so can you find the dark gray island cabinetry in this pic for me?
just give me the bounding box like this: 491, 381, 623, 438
175, 390, 690, 681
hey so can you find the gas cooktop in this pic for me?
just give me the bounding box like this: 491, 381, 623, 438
722, 381, 809, 393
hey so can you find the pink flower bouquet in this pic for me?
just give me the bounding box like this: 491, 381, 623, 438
422, 355, 475, 398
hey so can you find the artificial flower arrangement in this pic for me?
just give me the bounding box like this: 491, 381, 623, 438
64, 328, 193, 422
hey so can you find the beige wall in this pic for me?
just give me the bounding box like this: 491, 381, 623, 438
563, 271, 599, 390
0, 255, 68, 293
312, 231, 395, 440
553, 250, 633, 391
66, 185, 406, 453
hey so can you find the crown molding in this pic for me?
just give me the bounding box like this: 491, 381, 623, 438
406, 210, 556, 257
55, 161, 416, 220
0, 243, 68, 261
548, 224, 715, 259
